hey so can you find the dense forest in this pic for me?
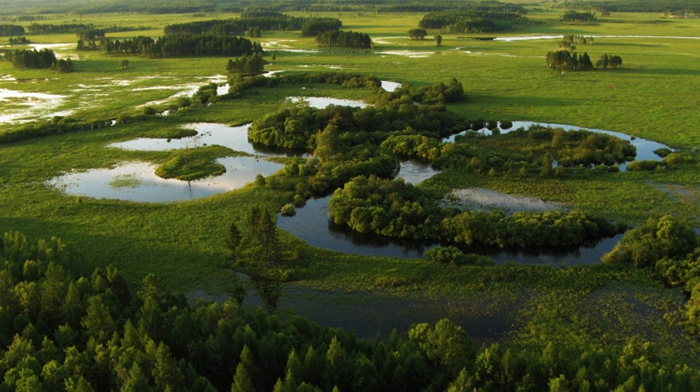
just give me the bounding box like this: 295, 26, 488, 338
165, 12, 307, 35
418, 4, 528, 33
4, 49, 56, 70
315, 31, 372, 48
557, 0, 700, 13
301, 18, 343, 37
164, 12, 342, 38
100, 34, 262, 58
2, 226, 699, 391
2, 0, 697, 14
27, 23, 91, 34
0, 0, 517, 14
0, 25, 24, 36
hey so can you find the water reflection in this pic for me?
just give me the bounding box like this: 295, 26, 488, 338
278, 195, 621, 264
47, 157, 283, 202
287, 96, 367, 109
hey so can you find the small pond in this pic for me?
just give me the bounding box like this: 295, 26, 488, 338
50, 123, 300, 202
380, 80, 402, 92
110, 123, 264, 155
47, 157, 283, 203
442, 120, 673, 168
287, 96, 367, 109
445, 188, 565, 213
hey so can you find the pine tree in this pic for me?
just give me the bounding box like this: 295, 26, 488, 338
231, 362, 256, 392
120, 362, 149, 392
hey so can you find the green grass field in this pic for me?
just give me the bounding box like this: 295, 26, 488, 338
1, 8, 699, 355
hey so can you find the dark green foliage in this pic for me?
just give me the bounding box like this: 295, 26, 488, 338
418, 5, 526, 33
0, 117, 119, 145
5, 49, 56, 70
381, 134, 444, 161
281, 204, 296, 217
603, 216, 697, 270
0, 24, 25, 36
408, 28, 427, 40
596, 53, 623, 69
246, 26, 262, 38
76, 39, 99, 51
227, 53, 266, 76
193, 82, 220, 104
52, 58, 74, 73
440, 126, 636, 174
556, 0, 700, 13
244, 206, 280, 267
8, 36, 30, 45
546, 50, 594, 72
227, 72, 382, 98
154, 145, 228, 181
77, 28, 105, 41
1, 230, 699, 391
562, 34, 594, 45
27, 23, 91, 34
424, 246, 494, 266
561, 10, 597, 22
316, 31, 372, 48
164, 13, 337, 36
330, 175, 621, 248
626, 160, 662, 171
382, 77, 465, 104
100, 34, 262, 58
601, 217, 700, 335
301, 18, 343, 36
434, 34, 442, 46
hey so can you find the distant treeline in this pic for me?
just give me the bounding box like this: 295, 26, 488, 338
5, 48, 55, 69
0, 24, 24, 36
301, 18, 342, 36
557, 0, 700, 13
0, 15, 47, 22
561, 10, 597, 22
165, 13, 342, 37
100, 34, 262, 58
0, 0, 537, 15
27, 23, 90, 34
4, 49, 73, 72
419, 4, 527, 33
26, 23, 148, 35
316, 30, 372, 48
8, 36, 30, 45
165, 12, 305, 35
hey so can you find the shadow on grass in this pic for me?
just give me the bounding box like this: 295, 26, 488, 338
0, 215, 228, 291
632, 67, 700, 77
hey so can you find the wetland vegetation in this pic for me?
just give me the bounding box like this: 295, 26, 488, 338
1, 0, 700, 390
